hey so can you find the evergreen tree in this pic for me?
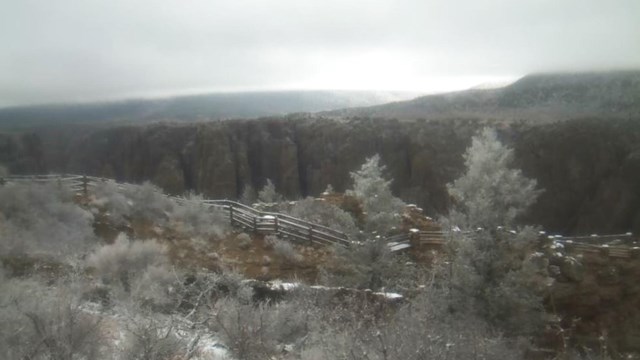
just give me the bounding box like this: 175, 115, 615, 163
446, 128, 548, 336
347, 154, 405, 234
447, 128, 542, 230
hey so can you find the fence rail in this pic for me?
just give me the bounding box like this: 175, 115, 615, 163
2, 174, 638, 255
3, 174, 353, 248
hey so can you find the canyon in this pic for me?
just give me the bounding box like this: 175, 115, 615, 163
2, 115, 640, 236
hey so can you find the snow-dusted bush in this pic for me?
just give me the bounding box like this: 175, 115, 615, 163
0, 182, 95, 257
265, 235, 303, 265
91, 180, 131, 226
236, 233, 252, 249
347, 154, 405, 235
87, 234, 175, 306
170, 193, 228, 238
120, 309, 187, 360
124, 181, 175, 224
301, 288, 523, 360
257, 179, 283, 204
212, 296, 309, 360
92, 180, 174, 225
287, 197, 359, 237
0, 277, 106, 359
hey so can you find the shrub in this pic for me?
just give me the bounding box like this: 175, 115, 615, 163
0, 277, 106, 359
124, 182, 175, 224
87, 234, 175, 307
272, 238, 303, 265
120, 309, 187, 360
212, 296, 309, 360
265, 235, 303, 265
236, 233, 252, 249
258, 179, 283, 204
92, 180, 132, 226
301, 288, 524, 360
170, 193, 228, 238
0, 182, 95, 258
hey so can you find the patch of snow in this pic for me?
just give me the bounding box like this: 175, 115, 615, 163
195, 335, 232, 360
409, 228, 420, 233
268, 281, 300, 291
262, 215, 275, 219
373, 292, 403, 300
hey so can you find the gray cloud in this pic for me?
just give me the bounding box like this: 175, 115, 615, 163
1, 0, 639, 107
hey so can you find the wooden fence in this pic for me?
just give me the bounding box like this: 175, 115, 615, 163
3, 174, 638, 256
2, 174, 352, 247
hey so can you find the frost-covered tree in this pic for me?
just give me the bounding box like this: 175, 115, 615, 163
258, 179, 283, 204
347, 154, 405, 234
447, 128, 542, 230
445, 128, 547, 336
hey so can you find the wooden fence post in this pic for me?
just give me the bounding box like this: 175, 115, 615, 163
229, 205, 234, 226
253, 215, 258, 232
274, 216, 279, 235
82, 175, 88, 197
308, 225, 314, 244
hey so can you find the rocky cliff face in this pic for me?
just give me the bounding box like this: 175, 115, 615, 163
3, 116, 640, 235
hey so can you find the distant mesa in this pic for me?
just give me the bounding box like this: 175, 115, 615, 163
324, 70, 640, 121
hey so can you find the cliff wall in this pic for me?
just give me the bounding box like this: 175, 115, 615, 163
3, 116, 640, 235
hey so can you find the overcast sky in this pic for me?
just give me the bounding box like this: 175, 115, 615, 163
1, 0, 639, 107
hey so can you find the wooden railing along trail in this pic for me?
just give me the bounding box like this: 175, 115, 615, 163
2, 174, 351, 247
3, 174, 638, 257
